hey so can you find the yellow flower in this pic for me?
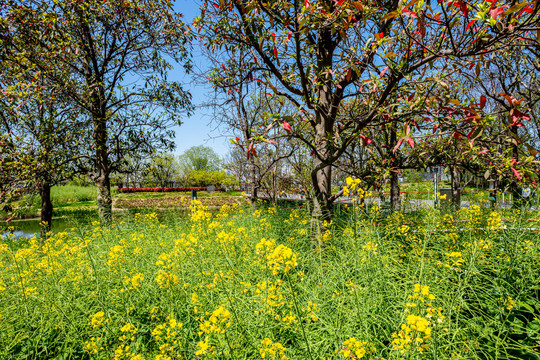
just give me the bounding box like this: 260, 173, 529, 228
90, 311, 105, 328
124, 273, 144, 290
266, 244, 298, 275
260, 338, 288, 359
195, 337, 211, 356
340, 338, 375, 359
199, 306, 232, 336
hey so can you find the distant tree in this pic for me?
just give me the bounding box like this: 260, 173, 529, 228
1, 0, 193, 223
144, 153, 181, 188
181, 169, 237, 187
111, 155, 148, 189
202, 45, 295, 202
179, 146, 222, 173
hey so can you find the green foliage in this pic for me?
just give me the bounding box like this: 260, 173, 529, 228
1, 0, 193, 222
179, 146, 222, 173
50, 186, 97, 205
144, 153, 181, 188
181, 169, 238, 187
1, 204, 539, 359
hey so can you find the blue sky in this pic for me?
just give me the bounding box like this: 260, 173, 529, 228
169, 0, 232, 158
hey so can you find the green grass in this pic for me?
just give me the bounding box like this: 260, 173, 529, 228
1, 203, 539, 359
51, 185, 98, 204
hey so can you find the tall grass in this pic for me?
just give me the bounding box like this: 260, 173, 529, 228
0, 202, 538, 359
51, 185, 98, 204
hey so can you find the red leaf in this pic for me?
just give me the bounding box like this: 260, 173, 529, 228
304, 0, 310, 7
281, 121, 292, 132
467, 126, 476, 139
246, 141, 255, 159
511, 167, 521, 179
359, 135, 373, 145
490, 6, 508, 20
393, 138, 404, 153
213, 3, 220, 8
466, 20, 475, 32
380, 66, 388, 77
346, 68, 352, 82
480, 95, 486, 109
402, 10, 417, 17
407, 137, 415, 148
453, 132, 463, 140
287, 31, 292, 41
511, 108, 531, 121
453, 1, 469, 17
273, 45, 278, 58
264, 139, 277, 144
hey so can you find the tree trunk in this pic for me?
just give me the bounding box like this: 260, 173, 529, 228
310, 28, 336, 245
311, 146, 333, 246
390, 171, 401, 212
39, 182, 53, 248
450, 165, 461, 212
510, 124, 520, 208
388, 118, 400, 211
96, 167, 112, 223
94, 113, 112, 224
249, 157, 258, 204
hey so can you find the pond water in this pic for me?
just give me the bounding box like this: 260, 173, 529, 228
1, 209, 190, 240
1, 216, 91, 240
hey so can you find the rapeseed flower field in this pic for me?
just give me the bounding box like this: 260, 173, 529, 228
1, 201, 539, 359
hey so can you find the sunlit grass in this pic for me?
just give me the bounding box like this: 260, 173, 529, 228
51, 185, 99, 204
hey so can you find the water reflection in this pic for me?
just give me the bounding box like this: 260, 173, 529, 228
1, 217, 84, 240
1, 209, 190, 240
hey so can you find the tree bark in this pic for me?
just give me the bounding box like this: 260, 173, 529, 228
39, 181, 53, 248
94, 113, 112, 224
450, 165, 461, 212
311, 132, 333, 246
390, 171, 401, 211
310, 30, 336, 245
249, 156, 258, 204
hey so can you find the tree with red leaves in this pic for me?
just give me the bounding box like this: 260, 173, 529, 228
197, 0, 539, 240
